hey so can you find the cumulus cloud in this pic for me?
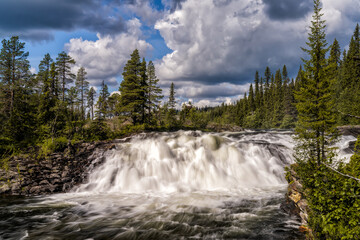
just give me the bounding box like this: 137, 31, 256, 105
154, 0, 307, 86
125, 0, 164, 26
66, 18, 152, 87
153, 0, 359, 105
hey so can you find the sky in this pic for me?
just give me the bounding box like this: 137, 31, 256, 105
1, 0, 359, 107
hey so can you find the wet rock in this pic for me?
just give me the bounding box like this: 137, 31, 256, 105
49, 173, 60, 179
29, 186, 41, 194
0, 140, 114, 196
39, 180, 50, 185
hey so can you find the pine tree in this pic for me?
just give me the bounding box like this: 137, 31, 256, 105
146, 61, 163, 124
295, 0, 335, 166
0, 36, 35, 143
87, 87, 96, 120
119, 49, 143, 125
254, 71, 261, 109
96, 80, 110, 119
55, 51, 76, 102
248, 84, 255, 112
37, 53, 55, 125
75, 67, 89, 120
166, 82, 177, 127
139, 58, 147, 124
338, 25, 360, 124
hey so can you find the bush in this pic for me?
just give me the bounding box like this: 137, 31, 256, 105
38, 136, 68, 157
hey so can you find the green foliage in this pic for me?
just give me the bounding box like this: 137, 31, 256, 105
85, 119, 111, 141
38, 137, 68, 158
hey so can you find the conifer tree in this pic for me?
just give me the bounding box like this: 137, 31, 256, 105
139, 58, 148, 124
254, 71, 261, 109
96, 80, 110, 119
119, 49, 143, 125
75, 67, 89, 120
166, 82, 177, 127
146, 61, 163, 124
37, 53, 55, 125
55, 51, 76, 102
87, 87, 96, 120
248, 84, 255, 112
0, 36, 35, 143
295, 0, 335, 166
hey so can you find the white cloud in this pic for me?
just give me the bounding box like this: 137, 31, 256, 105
65, 18, 152, 87
152, 0, 359, 107
154, 0, 308, 85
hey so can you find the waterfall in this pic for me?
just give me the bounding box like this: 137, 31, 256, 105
76, 131, 296, 193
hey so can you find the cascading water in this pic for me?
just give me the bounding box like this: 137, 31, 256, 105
76, 131, 292, 193
0, 131, 356, 239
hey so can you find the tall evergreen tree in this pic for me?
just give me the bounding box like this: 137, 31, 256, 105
55, 51, 76, 102
119, 49, 143, 125
0, 36, 35, 143
87, 87, 96, 120
166, 82, 177, 127
254, 71, 261, 109
75, 67, 89, 120
295, 0, 335, 166
96, 80, 110, 119
146, 61, 163, 124
139, 58, 148, 124
37, 54, 56, 125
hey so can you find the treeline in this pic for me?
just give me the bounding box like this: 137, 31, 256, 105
202, 23, 360, 129
0, 37, 182, 158
0, 36, 116, 156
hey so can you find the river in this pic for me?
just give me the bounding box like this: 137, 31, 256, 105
0, 131, 355, 239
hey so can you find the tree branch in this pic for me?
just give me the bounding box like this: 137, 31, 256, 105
322, 162, 360, 182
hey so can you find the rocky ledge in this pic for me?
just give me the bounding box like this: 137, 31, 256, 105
0, 141, 116, 196
281, 164, 313, 238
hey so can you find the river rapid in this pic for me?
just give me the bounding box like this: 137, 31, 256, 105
1, 131, 355, 239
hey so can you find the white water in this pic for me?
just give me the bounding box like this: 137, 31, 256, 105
2, 131, 355, 239
76, 131, 295, 194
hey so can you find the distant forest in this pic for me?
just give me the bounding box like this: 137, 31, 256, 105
0, 24, 359, 157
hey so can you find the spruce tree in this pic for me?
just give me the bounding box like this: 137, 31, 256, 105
166, 82, 177, 127
254, 71, 261, 109
55, 51, 76, 102
0, 36, 35, 143
119, 49, 143, 125
146, 61, 163, 124
295, 0, 335, 166
75, 67, 89, 120
139, 58, 148, 124
37, 53, 55, 125
87, 87, 96, 120
96, 80, 110, 119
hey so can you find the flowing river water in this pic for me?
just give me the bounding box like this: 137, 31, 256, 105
0, 131, 356, 239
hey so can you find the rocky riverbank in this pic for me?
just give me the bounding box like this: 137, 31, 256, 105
0, 141, 116, 196
281, 164, 313, 239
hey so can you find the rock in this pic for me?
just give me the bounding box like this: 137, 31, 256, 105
337, 125, 360, 137
289, 190, 301, 203
29, 186, 41, 194
62, 183, 73, 192
39, 180, 50, 185
280, 198, 300, 216
49, 173, 60, 179
61, 171, 69, 178
51, 178, 61, 185
0, 183, 10, 194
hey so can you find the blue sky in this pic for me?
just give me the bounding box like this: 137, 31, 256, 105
1, 0, 359, 107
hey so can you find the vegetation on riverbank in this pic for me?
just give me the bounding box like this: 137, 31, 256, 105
290, 0, 360, 239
